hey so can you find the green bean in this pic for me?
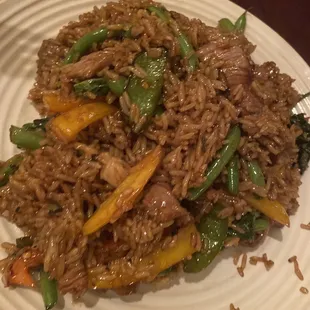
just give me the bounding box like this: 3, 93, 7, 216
234, 11, 247, 33
177, 33, 199, 73
64, 27, 109, 64
218, 18, 235, 32
127, 51, 167, 132
147, 6, 198, 72
147, 6, 170, 22
247, 160, 265, 187
16, 236, 33, 248
188, 126, 241, 200
227, 154, 239, 195
107, 76, 128, 96
10, 126, 45, 150
254, 218, 269, 232
39, 270, 58, 310
184, 204, 228, 273
0, 155, 23, 187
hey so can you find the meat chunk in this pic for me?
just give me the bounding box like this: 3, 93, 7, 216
62, 51, 113, 80
99, 153, 130, 188
142, 184, 189, 223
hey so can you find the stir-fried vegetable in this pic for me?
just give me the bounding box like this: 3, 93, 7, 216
254, 218, 269, 232
0, 155, 23, 187
22, 118, 50, 131
234, 12, 247, 33
147, 6, 198, 72
127, 51, 167, 132
74, 77, 128, 97
83, 146, 163, 235
92, 223, 198, 288
244, 195, 290, 226
227, 154, 239, 195
247, 160, 265, 187
177, 32, 199, 73
16, 236, 33, 248
184, 204, 228, 273
74, 78, 110, 97
43, 93, 85, 113
188, 126, 241, 200
290, 113, 310, 174
64, 27, 109, 64
218, 18, 235, 32
9, 258, 35, 287
39, 270, 58, 310
10, 126, 45, 150
50, 103, 117, 142
218, 11, 247, 33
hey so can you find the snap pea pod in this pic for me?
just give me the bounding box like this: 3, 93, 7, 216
39, 270, 58, 310
177, 33, 199, 73
64, 28, 109, 64
22, 118, 50, 131
188, 126, 241, 200
107, 77, 128, 96
254, 218, 269, 232
127, 51, 167, 132
218, 18, 235, 32
147, 6, 198, 72
227, 154, 239, 195
247, 160, 265, 187
10, 126, 45, 150
184, 204, 228, 273
234, 11, 247, 33
0, 155, 23, 187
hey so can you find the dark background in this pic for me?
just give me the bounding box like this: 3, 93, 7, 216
232, 0, 310, 65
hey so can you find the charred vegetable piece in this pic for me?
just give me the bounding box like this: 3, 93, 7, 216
290, 113, 310, 174
188, 126, 241, 200
39, 270, 58, 310
64, 27, 109, 64
83, 146, 163, 235
50, 103, 117, 142
218, 18, 235, 32
16, 236, 33, 248
127, 51, 167, 132
247, 160, 265, 187
227, 154, 239, 195
234, 11, 247, 33
92, 223, 198, 288
299, 92, 310, 102
244, 195, 290, 227
184, 204, 228, 273
22, 118, 50, 131
10, 126, 45, 150
0, 155, 23, 187
74, 78, 109, 97
147, 6, 198, 72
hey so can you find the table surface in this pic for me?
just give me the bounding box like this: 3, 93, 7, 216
232, 0, 310, 65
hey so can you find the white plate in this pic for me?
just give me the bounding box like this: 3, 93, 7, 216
0, 0, 310, 309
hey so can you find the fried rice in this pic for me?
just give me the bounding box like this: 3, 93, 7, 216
0, 0, 305, 307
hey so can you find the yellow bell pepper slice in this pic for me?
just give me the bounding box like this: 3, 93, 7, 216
43, 93, 86, 113
91, 223, 199, 289
244, 195, 290, 227
50, 103, 117, 142
83, 146, 163, 235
